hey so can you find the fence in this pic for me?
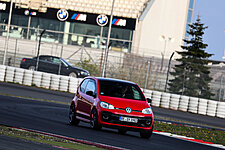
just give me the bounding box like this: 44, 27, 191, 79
0, 33, 225, 101
0, 64, 224, 119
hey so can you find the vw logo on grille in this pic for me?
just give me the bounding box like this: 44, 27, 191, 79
57, 9, 69, 21
125, 107, 132, 113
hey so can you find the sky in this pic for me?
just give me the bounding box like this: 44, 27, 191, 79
193, 0, 225, 61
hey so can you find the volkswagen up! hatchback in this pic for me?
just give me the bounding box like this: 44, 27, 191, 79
69, 77, 154, 138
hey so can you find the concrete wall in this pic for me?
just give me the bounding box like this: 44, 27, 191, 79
133, 0, 190, 59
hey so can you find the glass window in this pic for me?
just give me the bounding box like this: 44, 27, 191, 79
80, 79, 89, 93
98, 80, 145, 101
189, 0, 194, 9
187, 10, 193, 24
39, 56, 52, 62
85, 80, 96, 94
52, 57, 61, 64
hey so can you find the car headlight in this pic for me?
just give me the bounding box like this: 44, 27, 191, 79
80, 71, 88, 75
100, 101, 114, 109
142, 107, 152, 114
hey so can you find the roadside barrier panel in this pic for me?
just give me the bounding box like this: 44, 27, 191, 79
216, 102, 225, 118
23, 70, 33, 86
59, 75, 69, 92
207, 100, 218, 117
41, 73, 51, 89
0, 65, 6, 81
33, 71, 43, 87
188, 97, 199, 114
198, 98, 208, 115
69, 77, 78, 93
151, 91, 162, 107
161, 92, 171, 108
50, 74, 60, 90
178, 96, 189, 112
143, 89, 153, 99
169, 94, 180, 110
14, 68, 24, 84
5, 66, 15, 82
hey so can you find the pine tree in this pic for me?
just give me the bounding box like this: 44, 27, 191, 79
168, 17, 214, 99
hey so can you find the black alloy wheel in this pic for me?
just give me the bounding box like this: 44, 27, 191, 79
90, 109, 102, 130
69, 103, 79, 125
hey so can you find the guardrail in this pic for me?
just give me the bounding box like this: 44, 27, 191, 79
0, 65, 224, 119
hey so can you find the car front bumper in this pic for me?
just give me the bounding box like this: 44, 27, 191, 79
99, 111, 153, 131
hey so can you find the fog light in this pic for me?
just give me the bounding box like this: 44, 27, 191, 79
103, 114, 109, 120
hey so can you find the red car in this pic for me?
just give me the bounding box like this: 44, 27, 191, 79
69, 77, 154, 138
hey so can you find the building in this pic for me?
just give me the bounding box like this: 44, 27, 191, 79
0, 0, 194, 59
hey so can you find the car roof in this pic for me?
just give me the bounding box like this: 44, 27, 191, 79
94, 77, 137, 85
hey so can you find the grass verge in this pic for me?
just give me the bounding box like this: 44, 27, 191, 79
154, 121, 225, 145
0, 125, 104, 150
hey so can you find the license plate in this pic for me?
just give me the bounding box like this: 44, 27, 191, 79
119, 116, 138, 123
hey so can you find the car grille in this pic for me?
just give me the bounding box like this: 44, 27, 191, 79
101, 111, 152, 127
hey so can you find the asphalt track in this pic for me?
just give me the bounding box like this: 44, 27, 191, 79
0, 84, 223, 149
0, 135, 62, 150
0, 82, 224, 129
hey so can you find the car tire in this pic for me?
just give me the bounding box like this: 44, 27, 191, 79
28, 66, 35, 71
118, 129, 127, 135
69, 72, 78, 78
140, 129, 153, 139
69, 103, 79, 125
90, 109, 102, 130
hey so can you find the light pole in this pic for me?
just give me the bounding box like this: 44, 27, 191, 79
164, 52, 175, 92
101, 0, 115, 77
35, 29, 46, 71
3, 0, 13, 65
159, 35, 174, 71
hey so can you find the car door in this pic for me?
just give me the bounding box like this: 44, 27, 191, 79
77, 79, 96, 120
38, 56, 52, 72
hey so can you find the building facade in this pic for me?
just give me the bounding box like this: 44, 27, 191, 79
0, 0, 194, 59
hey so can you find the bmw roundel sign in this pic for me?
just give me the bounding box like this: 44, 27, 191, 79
57, 9, 69, 21
96, 14, 108, 27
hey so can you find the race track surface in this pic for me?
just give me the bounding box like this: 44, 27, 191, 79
0, 95, 222, 150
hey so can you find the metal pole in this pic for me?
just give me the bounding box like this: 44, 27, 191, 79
13, 39, 17, 67
101, 0, 115, 77
3, 0, 13, 65
164, 52, 174, 92
144, 60, 151, 91
219, 74, 223, 101
27, 15, 31, 39
58, 45, 63, 75
35, 29, 46, 71
160, 40, 167, 71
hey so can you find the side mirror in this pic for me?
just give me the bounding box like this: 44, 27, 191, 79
147, 98, 152, 104
86, 91, 96, 98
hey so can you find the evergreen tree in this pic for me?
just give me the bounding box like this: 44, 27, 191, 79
168, 17, 214, 99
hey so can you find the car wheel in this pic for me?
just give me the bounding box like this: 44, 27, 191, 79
28, 66, 35, 71
69, 72, 78, 78
118, 129, 127, 135
69, 103, 79, 125
90, 109, 102, 130
140, 129, 153, 139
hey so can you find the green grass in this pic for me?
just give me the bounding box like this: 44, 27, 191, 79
0, 125, 104, 150
154, 121, 225, 145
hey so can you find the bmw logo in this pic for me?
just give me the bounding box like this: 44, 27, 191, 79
57, 9, 69, 21
125, 107, 132, 113
96, 14, 108, 27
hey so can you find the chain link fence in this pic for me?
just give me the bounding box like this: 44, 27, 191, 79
0, 27, 224, 102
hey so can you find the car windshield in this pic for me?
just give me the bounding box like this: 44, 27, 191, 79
98, 80, 145, 101
61, 58, 72, 66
